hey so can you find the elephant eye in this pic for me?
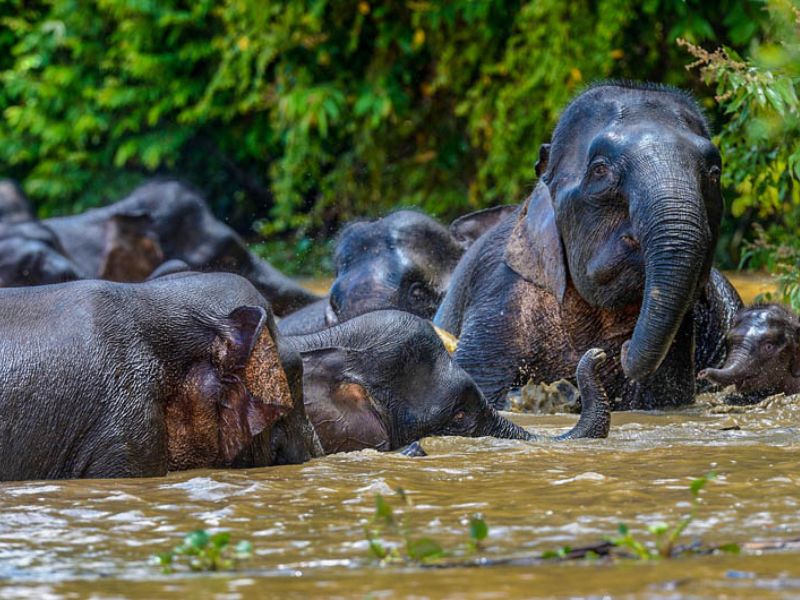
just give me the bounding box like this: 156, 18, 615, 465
589, 161, 609, 179
453, 410, 465, 422
762, 341, 775, 353
708, 165, 721, 185
407, 281, 437, 308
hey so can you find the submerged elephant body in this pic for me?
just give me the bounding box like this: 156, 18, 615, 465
285, 310, 610, 454
0, 273, 321, 481
436, 82, 736, 410
45, 181, 320, 315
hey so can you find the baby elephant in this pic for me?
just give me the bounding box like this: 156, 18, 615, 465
700, 303, 800, 401
0, 272, 320, 481
284, 310, 610, 454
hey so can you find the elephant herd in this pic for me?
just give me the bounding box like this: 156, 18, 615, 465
0, 81, 796, 482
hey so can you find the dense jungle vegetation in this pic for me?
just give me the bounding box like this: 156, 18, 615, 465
0, 0, 797, 287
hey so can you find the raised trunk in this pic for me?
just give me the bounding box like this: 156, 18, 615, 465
556, 348, 611, 439
699, 354, 750, 387
478, 349, 610, 440
621, 172, 711, 382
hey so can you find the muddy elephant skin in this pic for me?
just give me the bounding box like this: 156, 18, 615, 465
0, 272, 321, 481
285, 310, 610, 454
436, 81, 735, 410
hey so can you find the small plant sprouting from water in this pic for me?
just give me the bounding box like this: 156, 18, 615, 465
152, 529, 253, 574
364, 488, 488, 565
544, 471, 740, 562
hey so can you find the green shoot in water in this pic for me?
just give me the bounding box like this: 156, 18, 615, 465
543, 471, 741, 561
152, 529, 253, 573
364, 488, 488, 565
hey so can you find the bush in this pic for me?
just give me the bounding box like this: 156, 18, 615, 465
1, 2, 764, 240
680, 0, 800, 305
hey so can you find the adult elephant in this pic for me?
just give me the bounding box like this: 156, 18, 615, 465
0, 272, 322, 481
436, 81, 736, 410
279, 207, 514, 335
285, 310, 610, 454
45, 180, 321, 315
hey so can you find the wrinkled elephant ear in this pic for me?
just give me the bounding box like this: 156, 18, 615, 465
449, 204, 519, 250
503, 182, 567, 302
99, 211, 164, 282
213, 306, 294, 462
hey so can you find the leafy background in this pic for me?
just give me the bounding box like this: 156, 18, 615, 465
0, 0, 797, 278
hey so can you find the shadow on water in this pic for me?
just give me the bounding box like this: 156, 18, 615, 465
2, 272, 798, 599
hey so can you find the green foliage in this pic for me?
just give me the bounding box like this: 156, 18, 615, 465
0, 1, 766, 261
364, 489, 488, 565
679, 1, 800, 270
740, 225, 800, 310
152, 529, 253, 574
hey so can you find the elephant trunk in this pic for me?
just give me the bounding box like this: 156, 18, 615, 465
284, 323, 347, 354
475, 408, 535, 440
556, 348, 611, 440
478, 349, 610, 441
698, 350, 750, 387
622, 171, 711, 382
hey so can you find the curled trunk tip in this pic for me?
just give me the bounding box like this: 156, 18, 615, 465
556, 348, 611, 440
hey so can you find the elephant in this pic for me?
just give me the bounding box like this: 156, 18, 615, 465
700, 303, 800, 401
284, 310, 610, 454
278, 206, 515, 335
0, 272, 322, 481
0, 179, 34, 224
435, 81, 736, 410
0, 220, 82, 287
44, 180, 321, 315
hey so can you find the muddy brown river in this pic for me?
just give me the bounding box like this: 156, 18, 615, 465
2, 272, 798, 599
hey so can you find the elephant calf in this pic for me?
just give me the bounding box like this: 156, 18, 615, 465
285, 310, 610, 454
0, 273, 320, 481
700, 303, 800, 402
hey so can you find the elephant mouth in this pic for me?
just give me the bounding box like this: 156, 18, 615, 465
585, 232, 644, 294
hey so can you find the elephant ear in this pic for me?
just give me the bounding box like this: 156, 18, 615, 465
503, 182, 567, 302
449, 205, 519, 250
300, 347, 391, 454
213, 306, 294, 463
99, 212, 164, 282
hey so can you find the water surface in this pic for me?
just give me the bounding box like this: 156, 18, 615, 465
2, 272, 797, 599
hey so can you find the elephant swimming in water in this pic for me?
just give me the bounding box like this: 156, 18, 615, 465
436, 81, 741, 410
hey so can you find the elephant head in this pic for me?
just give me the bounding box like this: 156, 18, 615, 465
506, 82, 723, 382
0, 221, 82, 287
327, 208, 515, 325
286, 310, 609, 453
700, 303, 800, 397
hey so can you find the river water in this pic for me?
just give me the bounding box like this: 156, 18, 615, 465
2, 272, 798, 599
